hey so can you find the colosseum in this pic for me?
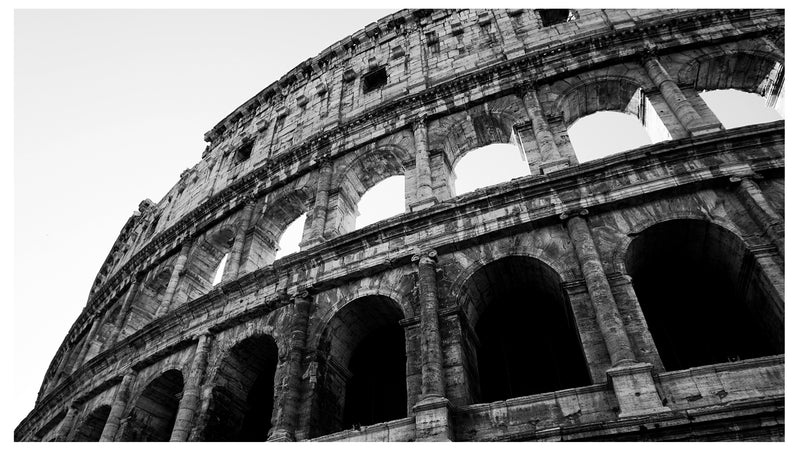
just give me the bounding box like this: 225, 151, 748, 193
15, 8, 784, 442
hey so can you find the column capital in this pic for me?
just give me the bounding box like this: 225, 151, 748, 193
412, 249, 438, 264
559, 208, 589, 221
412, 113, 428, 131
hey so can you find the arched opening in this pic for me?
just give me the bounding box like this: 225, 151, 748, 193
124, 269, 171, 336
329, 146, 411, 236
211, 252, 229, 286
460, 256, 590, 403
313, 296, 407, 437
626, 220, 783, 372
700, 89, 784, 129
679, 51, 784, 125
121, 369, 184, 441
564, 85, 670, 163
178, 228, 235, 305
72, 405, 111, 441
249, 187, 313, 268
275, 213, 307, 260
354, 176, 405, 229
203, 334, 278, 442
453, 143, 530, 195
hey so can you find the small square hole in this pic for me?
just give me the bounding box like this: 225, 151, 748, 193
363, 67, 388, 93
539, 9, 572, 27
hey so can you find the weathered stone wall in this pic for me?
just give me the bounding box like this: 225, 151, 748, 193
17, 8, 784, 443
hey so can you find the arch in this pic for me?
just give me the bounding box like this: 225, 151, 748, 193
451, 249, 575, 322
624, 219, 783, 371
249, 183, 315, 268
610, 211, 744, 275
328, 145, 412, 236
554, 76, 647, 128
312, 295, 407, 437
124, 267, 172, 336
202, 333, 279, 441
677, 49, 784, 100
120, 369, 184, 441
72, 405, 111, 441
177, 227, 237, 306
457, 255, 591, 403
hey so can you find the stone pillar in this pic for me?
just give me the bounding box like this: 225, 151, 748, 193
731, 176, 784, 259
54, 405, 78, 441
269, 292, 312, 442
156, 242, 191, 317
641, 52, 721, 136
70, 318, 101, 371
107, 275, 142, 346
519, 87, 573, 174
562, 209, 668, 418
607, 272, 665, 373
222, 201, 256, 282
170, 332, 213, 442
302, 157, 334, 249
411, 250, 452, 441
562, 210, 636, 367
100, 370, 136, 442
411, 116, 436, 211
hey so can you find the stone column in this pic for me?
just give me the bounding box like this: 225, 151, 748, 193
731, 176, 784, 259
641, 52, 721, 136
411, 116, 436, 211
107, 275, 143, 346
269, 292, 313, 442
100, 370, 136, 442
156, 242, 191, 317
222, 201, 257, 282
519, 87, 570, 174
302, 157, 334, 249
562, 209, 668, 418
411, 250, 452, 441
562, 210, 635, 367
70, 318, 101, 371
54, 405, 78, 441
170, 332, 213, 441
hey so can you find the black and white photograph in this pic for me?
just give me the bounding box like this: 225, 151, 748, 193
11, 2, 787, 443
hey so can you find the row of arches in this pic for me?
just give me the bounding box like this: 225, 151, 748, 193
63, 43, 784, 386
62, 218, 783, 441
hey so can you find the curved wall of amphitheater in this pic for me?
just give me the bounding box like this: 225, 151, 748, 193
16, 8, 785, 442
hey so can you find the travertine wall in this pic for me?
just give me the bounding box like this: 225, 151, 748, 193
17, 8, 784, 442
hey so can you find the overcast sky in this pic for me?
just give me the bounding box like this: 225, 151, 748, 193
12, 5, 784, 430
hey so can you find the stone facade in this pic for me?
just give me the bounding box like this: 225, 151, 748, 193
16, 8, 784, 442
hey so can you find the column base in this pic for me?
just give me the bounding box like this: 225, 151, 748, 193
412, 396, 453, 442
540, 158, 571, 175
267, 428, 295, 442
688, 122, 724, 136
607, 362, 671, 418
299, 237, 325, 251
409, 198, 437, 212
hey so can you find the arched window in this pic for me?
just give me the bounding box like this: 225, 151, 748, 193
313, 296, 407, 436
354, 176, 405, 229
699, 89, 784, 129
72, 405, 111, 441
211, 252, 229, 286
460, 256, 590, 403
275, 213, 306, 260
202, 335, 278, 441
453, 143, 530, 196
626, 220, 783, 371
565, 87, 670, 163
121, 370, 184, 441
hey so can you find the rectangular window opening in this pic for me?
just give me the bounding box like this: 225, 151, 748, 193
362, 67, 388, 93
538, 9, 573, 27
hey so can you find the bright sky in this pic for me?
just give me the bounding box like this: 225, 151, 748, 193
12, 8, 785, 430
